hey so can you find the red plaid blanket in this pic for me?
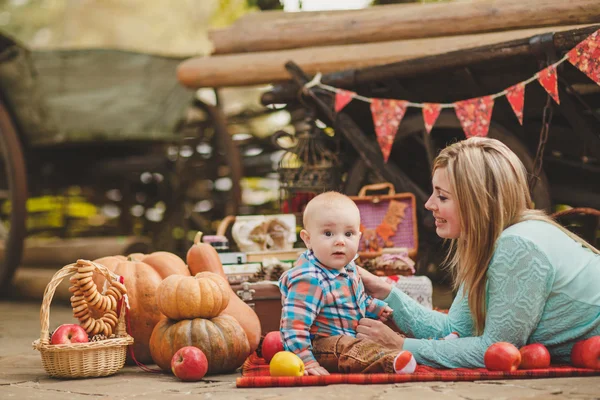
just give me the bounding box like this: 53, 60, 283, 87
236, 353, 600, 388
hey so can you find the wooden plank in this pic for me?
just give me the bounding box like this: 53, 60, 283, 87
209, 0, 600, 55
178, 24, 593, 89
260, 24, 600, 105
231, 9, 358, 27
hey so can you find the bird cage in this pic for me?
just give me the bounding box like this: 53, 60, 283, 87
275, 114, 341, 217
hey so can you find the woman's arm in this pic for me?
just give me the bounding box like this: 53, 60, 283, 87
402, 235, 555, 368
386, 285, 474, 340
357, 266, 474, 346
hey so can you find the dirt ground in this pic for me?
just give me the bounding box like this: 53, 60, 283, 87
1, 299, 599, 400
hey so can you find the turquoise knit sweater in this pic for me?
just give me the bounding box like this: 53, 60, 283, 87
387, 220, 600, 368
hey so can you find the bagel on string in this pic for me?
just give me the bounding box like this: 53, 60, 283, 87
69, 260, 127, 337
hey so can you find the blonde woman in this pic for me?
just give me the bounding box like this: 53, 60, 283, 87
356, 137, 600, 368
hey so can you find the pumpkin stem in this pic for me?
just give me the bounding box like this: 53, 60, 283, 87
194, 231, 204, 245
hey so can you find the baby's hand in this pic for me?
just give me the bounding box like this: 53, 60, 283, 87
305, 364, 330, 376
379, 306, 393, 322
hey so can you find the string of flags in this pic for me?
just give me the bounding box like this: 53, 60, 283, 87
307, 28, 600, 163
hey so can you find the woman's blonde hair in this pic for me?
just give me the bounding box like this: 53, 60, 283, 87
433, 137, 599, 335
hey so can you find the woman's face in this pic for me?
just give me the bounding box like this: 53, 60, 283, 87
425, 168, 461, 239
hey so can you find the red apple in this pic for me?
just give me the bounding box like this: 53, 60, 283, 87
580, 336, 600, 370
50, 324, 89, 345
519, 343, 551, 369
262, 331, 284, 363
171, 346, 208, 381
484, 342, 521, 372
571, 339, 587, 367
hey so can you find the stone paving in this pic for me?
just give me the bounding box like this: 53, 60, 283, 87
1, 300, 600, 400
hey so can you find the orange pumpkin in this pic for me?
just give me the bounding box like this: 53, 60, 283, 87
93, 252, 190, 364
156, 272, 230, 320
149, 314, 251, 374
187, 232, 261, 353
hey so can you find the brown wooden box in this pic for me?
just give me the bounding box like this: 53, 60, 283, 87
231, 281, 282, 335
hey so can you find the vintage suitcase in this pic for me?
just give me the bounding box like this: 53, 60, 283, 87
349, 183, 418, 260
232, 281, 282, 335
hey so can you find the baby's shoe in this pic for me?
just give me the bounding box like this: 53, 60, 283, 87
393, 350, 417, 374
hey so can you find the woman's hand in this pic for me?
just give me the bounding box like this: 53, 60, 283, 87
357, 266, 393, 300
356, 318, 404, 350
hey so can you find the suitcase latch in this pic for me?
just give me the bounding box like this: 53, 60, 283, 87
236, 282, 256, 302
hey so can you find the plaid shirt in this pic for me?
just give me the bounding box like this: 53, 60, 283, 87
278, 250, 388, 366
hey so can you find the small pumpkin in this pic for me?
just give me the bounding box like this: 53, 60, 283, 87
187, 232, 262, 353
93, 252, 191, 364
149, 314, 251, 374
156, 272, 230, 320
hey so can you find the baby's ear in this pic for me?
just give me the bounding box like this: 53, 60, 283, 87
300, 229, 311, 249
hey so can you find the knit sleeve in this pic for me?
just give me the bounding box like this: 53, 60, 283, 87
402, 235, 555, 368
386, 284, 474, 340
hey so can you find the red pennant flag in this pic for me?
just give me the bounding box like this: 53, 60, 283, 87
454, 96, 494, 139
334, 89, 355, 112
567, 28, 600, 86
505, 83, 525, 125
370, 99, 408, 163
538, 65, 560, 104
422, 103, 442, 134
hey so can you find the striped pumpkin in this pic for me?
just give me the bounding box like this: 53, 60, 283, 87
149, 315, 251, 374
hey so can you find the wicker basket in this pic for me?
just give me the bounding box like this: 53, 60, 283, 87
32, 260, 134, 379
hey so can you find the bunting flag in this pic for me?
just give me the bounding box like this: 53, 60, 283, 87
370, 99, 408, 162
422, 103, 442, 134
316, 28, 600, 141
567, 29, 600, 86
334, 89, 356, 112
538, 65, 560, 104
505, 83, 526, 125
454, 96, 494, 138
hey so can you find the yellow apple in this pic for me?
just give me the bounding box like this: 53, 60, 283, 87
269, 351, 305, 377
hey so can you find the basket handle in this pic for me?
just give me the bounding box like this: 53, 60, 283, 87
216, 215, 236, 237
551, 207, 600, 219
38, 259, 120, 345
358, 183, 396, 197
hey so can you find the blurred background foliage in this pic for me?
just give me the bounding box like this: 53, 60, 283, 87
0, 0, 450, 246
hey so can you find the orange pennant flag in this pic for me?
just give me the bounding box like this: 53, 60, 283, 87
567, 28, 600, 86
422, 103, 442, 134
505, 83, 526, 125
538, 65, 560, 104
370, 99, 408, 163
334, 89, 355, 112
454, 96, 494, 138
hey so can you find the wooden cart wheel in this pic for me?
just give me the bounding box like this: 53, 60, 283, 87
0, 99, 27, 290
152, 97, 242, 256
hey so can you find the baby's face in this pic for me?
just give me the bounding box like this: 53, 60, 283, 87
302, 205, 361, 270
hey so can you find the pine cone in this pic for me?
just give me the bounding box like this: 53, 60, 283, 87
250, 266, 267, 283
269, 264, 285, 282
91, 334, 108, 342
